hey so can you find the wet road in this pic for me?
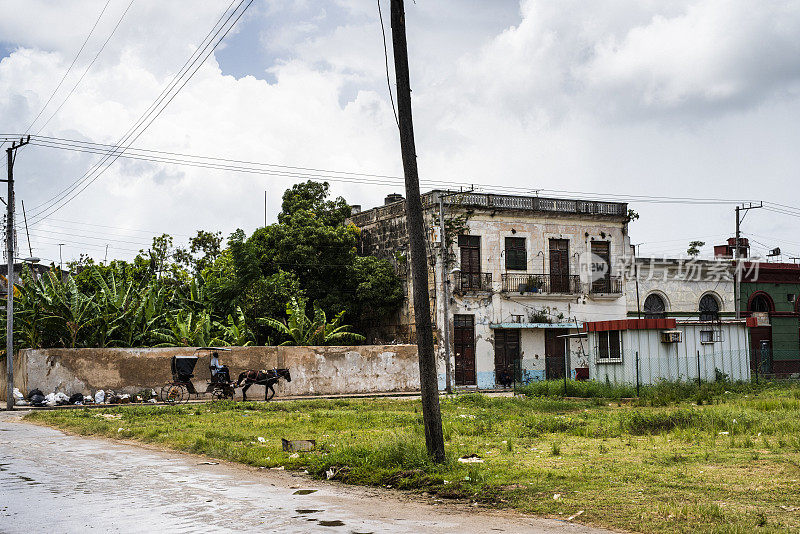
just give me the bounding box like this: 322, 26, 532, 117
0, 412, 611, 533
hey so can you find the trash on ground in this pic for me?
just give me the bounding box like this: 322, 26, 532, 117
282, 438, 316, 452
198, 461, 219, 465
257, 436, 266, 443
289, 453, 300, 459
458, 454, 484, 463
567, 510, 585, 521
95, 390, 105, 404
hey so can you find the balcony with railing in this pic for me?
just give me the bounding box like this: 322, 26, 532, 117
454, 272, 492, 293
501, 273, 582, 295
589, 276, 623, 295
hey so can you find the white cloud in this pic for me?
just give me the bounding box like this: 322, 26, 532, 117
0, 0, 799, 264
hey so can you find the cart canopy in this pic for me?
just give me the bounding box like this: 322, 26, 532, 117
171, 354, 198, 380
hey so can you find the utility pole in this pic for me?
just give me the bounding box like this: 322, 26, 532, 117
734, 202, 763, 319
264, 191, 267, 227
104, 244, 109, 264
5, 136, 29, 410
58, 244, 65, 273
390, 0, 445, 462
438, 194, 453, 394
21, 200, 32, 258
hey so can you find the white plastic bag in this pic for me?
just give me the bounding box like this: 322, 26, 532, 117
54, 392, 69, 405
45, 393, 57, 406
13, 388, 23, 401
94, 390, 105, 404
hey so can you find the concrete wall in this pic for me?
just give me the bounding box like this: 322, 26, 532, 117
1, 345, 420, 399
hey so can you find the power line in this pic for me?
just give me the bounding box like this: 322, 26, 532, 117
27, 0, 251, 224
20, 134, 784, 210
376, 0, 398, 128
33, 0, 136, 136
24, 0, 113, 135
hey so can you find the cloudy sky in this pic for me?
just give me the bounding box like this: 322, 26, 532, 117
0, 0, 799, 265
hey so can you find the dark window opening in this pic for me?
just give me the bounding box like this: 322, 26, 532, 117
644, 294, 666, 319
597, 330, 622, 361
749, 294, 771, 313
699, 294, 720, 321
505, 237, 527, 270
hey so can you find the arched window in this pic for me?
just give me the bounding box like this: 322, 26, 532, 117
699, 294, 720, 321
644, 293, 666, 319
749, 294, 772, 313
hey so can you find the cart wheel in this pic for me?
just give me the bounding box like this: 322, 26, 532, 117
164, 384, 189, 405
211, 389, 230, 401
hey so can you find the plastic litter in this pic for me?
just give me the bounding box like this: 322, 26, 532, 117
95, 390, 105, 404
13, 388, 23, 401
458, 454, 484, 464
44, 393, 57, 406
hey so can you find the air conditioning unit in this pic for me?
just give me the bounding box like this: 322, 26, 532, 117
660, 330, 682, 343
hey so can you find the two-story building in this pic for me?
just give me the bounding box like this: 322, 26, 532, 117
349, 190, 632, 389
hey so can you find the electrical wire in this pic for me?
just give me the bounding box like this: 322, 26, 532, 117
27, 0, 250, 223
33, 0, 136, 136
376, 0, 399, 128
20, 134, 784, 209
24, 0, 113, 135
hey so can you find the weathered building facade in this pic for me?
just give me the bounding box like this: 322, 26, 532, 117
349, 191, 631, 389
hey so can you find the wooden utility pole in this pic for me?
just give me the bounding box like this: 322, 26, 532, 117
734, 202, 763, 319
5, 136, 29, 410
390, 0, 445, 462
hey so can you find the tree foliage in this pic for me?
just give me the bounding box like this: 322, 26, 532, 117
2, 181, 403, 349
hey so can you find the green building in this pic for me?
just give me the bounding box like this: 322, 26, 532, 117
741, 262, 800, 375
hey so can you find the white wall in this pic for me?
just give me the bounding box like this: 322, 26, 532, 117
588, 322, 751, 385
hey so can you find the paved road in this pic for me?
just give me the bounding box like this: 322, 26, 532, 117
0, 411, 612, 534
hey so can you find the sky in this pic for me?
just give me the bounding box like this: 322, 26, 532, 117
0, 0, 799, 265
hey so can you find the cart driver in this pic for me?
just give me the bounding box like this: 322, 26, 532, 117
209, 351, 231, 384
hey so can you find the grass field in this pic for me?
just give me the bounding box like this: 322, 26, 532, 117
27, 381, 800, 533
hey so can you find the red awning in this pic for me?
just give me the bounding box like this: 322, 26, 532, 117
583, 318, 676, 332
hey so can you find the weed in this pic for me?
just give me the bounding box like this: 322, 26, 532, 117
550, 442, 561, 456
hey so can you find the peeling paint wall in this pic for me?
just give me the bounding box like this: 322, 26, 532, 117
625, 259, 735, 319
3, 345, 419, 398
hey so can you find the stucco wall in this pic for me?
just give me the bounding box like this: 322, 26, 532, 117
2, 345, 420, 398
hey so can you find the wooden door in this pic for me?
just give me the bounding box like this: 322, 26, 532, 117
454, 314, 476, 385
591, 241, 611, 293
545, 329, 569, 379
549, 239, 570, 292
494, 329, 520, 386
749, 327, 772, 373
459, 235, 481, 289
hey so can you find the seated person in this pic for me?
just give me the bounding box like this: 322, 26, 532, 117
209, 351, 231, 383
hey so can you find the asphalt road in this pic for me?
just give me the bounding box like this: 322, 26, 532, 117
0, 411, 612, 534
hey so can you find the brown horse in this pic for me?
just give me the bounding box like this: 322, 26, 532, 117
236, 368, 291, 401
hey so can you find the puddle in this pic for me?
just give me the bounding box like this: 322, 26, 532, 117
292, 489, 317, 495
296, 509, 322, 514
318, 520, 345, 527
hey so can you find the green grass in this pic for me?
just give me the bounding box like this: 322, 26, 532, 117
27, 384, 800, 533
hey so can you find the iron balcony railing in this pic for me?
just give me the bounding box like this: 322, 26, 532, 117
454, 272, 492, 292
589, 276, 623, 294
501, 273, 581, 294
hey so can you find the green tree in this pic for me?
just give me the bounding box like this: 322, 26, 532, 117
687, 240, 705, 257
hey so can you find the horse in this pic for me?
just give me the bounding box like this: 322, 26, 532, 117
236, 368, 292, 401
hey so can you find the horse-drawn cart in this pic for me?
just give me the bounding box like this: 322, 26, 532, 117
160, 347, 292, 404
161, 348, 236, 404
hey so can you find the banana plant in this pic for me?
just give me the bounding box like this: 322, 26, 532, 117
152, 309, 220, 347
40, 271, 102, 348
259, 296, 364, 346
213, 306, 255, 346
